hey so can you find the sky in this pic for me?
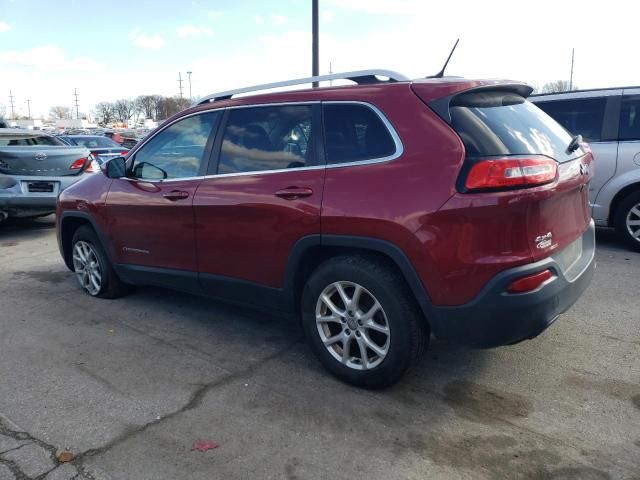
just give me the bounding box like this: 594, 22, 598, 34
0, 0, 639, 119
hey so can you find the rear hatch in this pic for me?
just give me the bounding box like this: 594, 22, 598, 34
0, 128, 94, 177
414, 84, 593, 261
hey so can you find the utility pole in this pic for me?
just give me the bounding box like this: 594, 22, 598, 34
187, 71, 193, 99
178, 72, 184, 98
9, 90, 15, 119
73, 88, 80, 120
26, 99, 31, 119
312, 0, 319, 87
329, 61, 333, 86
569, 48, 575, 91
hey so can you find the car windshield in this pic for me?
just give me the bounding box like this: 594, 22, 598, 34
68, 136, 121, 148
0, 134, 63, 146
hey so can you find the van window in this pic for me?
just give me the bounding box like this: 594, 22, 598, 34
535, 97, 606, 142
450, 92, 584, 162
322, 104, 396, 164
619, 95, 640, 141
217, 105, 314, 174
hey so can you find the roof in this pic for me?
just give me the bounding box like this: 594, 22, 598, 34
0, 128, 52, 136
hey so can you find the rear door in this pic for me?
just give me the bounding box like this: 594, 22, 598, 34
106, 111, 222, 279
193, 103, 324, 303
616, 90, 640, 185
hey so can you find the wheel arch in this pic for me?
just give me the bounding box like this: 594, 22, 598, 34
609, 181, 640, 226
59, 212, 111, 270
285, 235, 435, 326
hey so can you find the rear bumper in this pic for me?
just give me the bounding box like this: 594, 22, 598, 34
0, 174, 83, 215
428, 221, 596, 348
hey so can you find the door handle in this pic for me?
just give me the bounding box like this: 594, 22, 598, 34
163, 190, 190, 201
275, 186, 313, 200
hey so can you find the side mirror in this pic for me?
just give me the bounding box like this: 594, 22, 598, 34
102, 157, 127, 178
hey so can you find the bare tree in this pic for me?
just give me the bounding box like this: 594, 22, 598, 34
94, 102, 115, 125
114, 99, 136, 123
135, 95, 156, 120
50, 106, 71, 120
540, 80, 577, 94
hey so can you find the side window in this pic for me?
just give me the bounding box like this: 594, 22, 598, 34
132, 112, 220, 180
217, 105, 314, 175
535, 98, 606, 142
619, 95, 640, 141
323, 104, 396, 164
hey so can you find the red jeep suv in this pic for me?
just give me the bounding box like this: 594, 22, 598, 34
56, 70, 595, 388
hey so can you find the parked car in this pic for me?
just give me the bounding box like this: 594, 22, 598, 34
0, 129, 93, 222
531, 88, 640, 251
56, 70, 595, 387
104, 131, 138, 150
57, 135, 129, 165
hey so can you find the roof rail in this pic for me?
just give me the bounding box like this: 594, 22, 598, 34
195, 69, 410, 105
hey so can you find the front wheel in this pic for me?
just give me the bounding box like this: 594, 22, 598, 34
71, 226, 133, 299
614, 191, 640, 252
301, 255, 428, 389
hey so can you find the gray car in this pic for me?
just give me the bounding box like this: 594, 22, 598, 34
531, 88, 640, 251
0, 129, 93, 222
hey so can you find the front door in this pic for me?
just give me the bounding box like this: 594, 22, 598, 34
106, 111, 222, 279
193, 104, 324, 307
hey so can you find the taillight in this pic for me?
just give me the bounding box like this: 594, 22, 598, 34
84, 160, 99, 173
507, 269, 554, 294
69, 157, 88, 170
465, 156, 557, 191
120, 150, 129, 156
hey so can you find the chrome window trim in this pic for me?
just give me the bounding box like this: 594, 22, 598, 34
125, 100, 403, 183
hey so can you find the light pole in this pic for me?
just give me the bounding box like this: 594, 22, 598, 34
187, 71, 193, 99
312, 0, 319, 87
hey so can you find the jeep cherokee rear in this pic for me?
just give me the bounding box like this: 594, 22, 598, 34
56, 70, 595, 388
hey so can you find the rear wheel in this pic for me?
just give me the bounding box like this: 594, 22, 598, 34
71, 226, 132, 298
614, 191, 640, 252
301, 255, 428, 388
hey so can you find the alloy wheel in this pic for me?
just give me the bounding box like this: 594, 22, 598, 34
315, 281, 390, 370
626, 202, 640, 243
72, 241, 103, 296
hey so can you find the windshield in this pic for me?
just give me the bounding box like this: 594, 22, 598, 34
450, 91, 584, 162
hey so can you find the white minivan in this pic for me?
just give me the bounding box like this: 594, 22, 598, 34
532, 88, 640, 251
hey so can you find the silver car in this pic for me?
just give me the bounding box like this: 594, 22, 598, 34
0, 129, 93, 222
532, 88, 640, 251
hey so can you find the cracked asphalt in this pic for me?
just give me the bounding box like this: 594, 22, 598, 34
0, 216, 639, 480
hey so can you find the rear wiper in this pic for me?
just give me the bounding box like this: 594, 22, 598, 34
566, 134, 583, 154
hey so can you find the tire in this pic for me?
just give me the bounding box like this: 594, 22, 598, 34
301, 255, 428, 389
614, 190, 640, 252
71, 225, 133, 299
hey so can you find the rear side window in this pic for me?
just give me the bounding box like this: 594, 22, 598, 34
322, 104, 396, 164
450, 92, 583, 162
217, 105, 314, 175
535, 97, 606, 142
619, 95, 640, 141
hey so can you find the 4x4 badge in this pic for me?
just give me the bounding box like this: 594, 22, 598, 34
580, 163, 589, 176
535, 232, 553, 249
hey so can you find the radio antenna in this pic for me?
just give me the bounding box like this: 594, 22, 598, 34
428, 38, 460, 78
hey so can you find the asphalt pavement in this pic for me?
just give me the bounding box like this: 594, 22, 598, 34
0, 216, 638, 480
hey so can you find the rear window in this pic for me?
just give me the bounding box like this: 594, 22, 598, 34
450, 92, 583, 162
534, 97, 606, 142
0, 134, 63, 146
70, 137, 121, 148
323, 104, 396, 164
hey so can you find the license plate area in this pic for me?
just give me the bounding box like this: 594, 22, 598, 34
554, 236, 583, 275
26, 181, 56, 193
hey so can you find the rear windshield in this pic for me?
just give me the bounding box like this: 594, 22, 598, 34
68, 136, 120, 148
0, 134, 63, 146
450, 91, 584, 162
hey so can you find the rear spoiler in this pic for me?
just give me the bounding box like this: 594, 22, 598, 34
425, 83, 534, 124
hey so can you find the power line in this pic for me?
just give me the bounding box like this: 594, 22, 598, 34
73, 88, 80, 120
178, 72, 184, 98
8, 90, 15, 119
